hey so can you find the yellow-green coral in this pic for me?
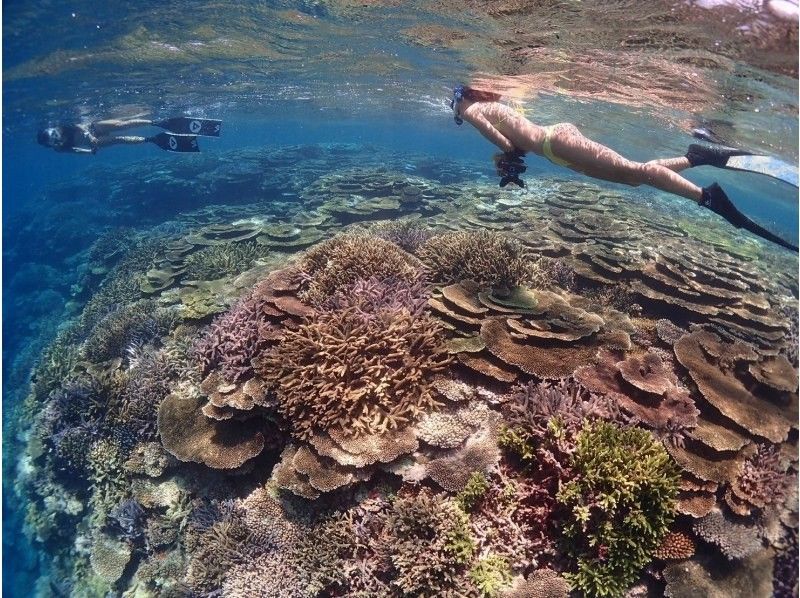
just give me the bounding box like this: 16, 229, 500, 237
455, 472, 489, 512
469, 555, 513, 597
557, 422, 679, 598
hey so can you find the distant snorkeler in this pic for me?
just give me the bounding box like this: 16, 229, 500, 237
450, 85, 797, 252
36, 116, 222, 155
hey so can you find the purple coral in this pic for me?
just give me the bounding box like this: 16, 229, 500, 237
503, 378, 621, 445
192, 289, 280, 383
735, 444, 791, 510
323, 275, 429, 317
108, 499, 146, 543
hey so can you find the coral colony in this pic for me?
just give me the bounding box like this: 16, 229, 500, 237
12, 152, 798, 597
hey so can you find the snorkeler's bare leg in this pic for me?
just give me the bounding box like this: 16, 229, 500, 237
647, 157, 692, 172
548, 126, 703, 202
91, 119, 153, 135
94, 135, 149, 149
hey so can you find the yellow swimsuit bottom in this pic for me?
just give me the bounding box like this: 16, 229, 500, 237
541, 124, 573, 168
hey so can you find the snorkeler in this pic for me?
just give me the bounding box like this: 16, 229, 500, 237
450, 85, 797, 252
36, 116, 221, 154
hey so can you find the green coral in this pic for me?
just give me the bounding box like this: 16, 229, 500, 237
469, 555, 512, 597
456, 472, 489, 512
388, 491, 475, 597
498, 425, 537, 462
556, 422, 679, 598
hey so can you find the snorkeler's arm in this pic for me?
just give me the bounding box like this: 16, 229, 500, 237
467, 112, 516, 153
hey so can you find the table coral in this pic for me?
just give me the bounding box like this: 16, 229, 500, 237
674, 330, 798, 443
157, 393, 265, 469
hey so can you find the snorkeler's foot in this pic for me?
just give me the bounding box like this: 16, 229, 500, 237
147, 132, 200, 153
686, 144, 753, 168
154, 117, 222, 137
701, 183, 797, 251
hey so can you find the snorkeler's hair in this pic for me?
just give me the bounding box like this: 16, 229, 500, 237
462, 86, 502, 102
36, 129, 51, 146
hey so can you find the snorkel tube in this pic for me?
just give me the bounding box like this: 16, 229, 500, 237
450, 85, 465, 125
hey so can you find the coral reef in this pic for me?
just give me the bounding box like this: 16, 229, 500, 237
418, 230, 533, 291
557, 422, 679, 597
10, 157, 798, 598
257, 276, 451, 439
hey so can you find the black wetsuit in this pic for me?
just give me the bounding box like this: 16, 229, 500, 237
55, 125, 91, 152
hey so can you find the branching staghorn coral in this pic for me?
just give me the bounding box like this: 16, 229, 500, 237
192, 283, 285, 383
500, 378, 621, 456
183, 240, 269, 281
298, 233, 423, 304
118, 348, 177, 443
557, 422, 679, 598
417, 230, 534, 291
257, 277, 451, 440
368, 219, 434, 253
731, 443, 792, 512
82, 300, 175, 363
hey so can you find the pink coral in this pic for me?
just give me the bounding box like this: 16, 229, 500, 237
192, 287, 282, 384
732, 444, 792, 511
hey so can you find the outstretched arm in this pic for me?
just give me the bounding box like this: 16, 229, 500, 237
466, 112, 516, 153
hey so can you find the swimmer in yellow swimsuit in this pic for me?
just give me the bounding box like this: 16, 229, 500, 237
450, 84, 796, 251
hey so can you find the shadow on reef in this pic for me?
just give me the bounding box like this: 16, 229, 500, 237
7, 147, 799, 597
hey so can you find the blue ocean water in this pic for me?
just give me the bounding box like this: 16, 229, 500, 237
3, 1, 798, 596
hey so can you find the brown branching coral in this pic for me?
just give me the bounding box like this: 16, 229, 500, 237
256, 278, 451, 440
730, 443, 792, 512
297, 233, 422, 304
418, 230, 533, 291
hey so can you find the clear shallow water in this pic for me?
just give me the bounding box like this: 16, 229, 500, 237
3, 1, 798, 596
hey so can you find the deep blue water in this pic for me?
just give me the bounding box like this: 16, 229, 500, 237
3, 1, 798, 595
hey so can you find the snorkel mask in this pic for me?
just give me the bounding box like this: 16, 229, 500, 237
450, 85, 464, 125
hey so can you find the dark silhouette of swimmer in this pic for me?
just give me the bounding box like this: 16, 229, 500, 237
36, 117, 221, 154
450, 84, 796, 252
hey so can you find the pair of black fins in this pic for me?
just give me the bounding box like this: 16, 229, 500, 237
690, 129, 798, 252
148, 117, 222, 152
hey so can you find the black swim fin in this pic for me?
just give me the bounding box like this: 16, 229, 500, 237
700, 183, 797, 252
147, 132, 200, 153
686, 143, 753, 168
155, 117, 221, 137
